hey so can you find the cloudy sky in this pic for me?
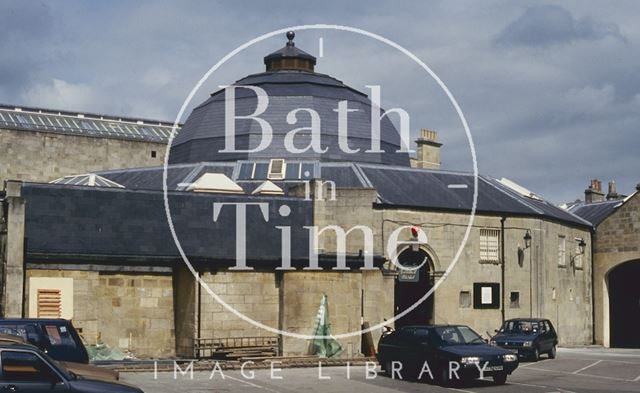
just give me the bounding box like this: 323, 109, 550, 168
2, 0, 638, 203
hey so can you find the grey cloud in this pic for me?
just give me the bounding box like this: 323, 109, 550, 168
496, 5, 625, 48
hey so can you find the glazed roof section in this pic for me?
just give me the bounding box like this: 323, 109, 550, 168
0, 103, 176, 143
94, 161, 591, 228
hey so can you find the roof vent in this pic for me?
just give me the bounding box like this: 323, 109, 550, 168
187, 173, 244, 194
252, 180, 284, 196
498, 178, 542, 200
268, 159, 286, 180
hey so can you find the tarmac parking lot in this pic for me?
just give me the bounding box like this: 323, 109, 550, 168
121, 348, 640, 393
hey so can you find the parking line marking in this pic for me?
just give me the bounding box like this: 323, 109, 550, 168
510, 381, 577, 393
225, 374, 283, 393
524, 366, 634, 382
633, 374, 640, 382
572, 360, 602, 374
447, 388, 476, 393
448, 184, 468, 189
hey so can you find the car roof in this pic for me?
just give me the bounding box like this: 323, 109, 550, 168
0, 319, 69, 323
505, 318, 548, 322
400, 324, 468, 329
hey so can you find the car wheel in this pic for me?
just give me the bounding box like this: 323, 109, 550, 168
438, 364, 451, 387
532, 347, 540, 361
493, 372, 508, 385
548, 345, 557, 359
384, 360, 394, 377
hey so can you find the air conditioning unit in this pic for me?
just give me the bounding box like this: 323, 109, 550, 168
268, 159, 286, 180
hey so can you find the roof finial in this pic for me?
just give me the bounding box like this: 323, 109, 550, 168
286, 31, 295, 47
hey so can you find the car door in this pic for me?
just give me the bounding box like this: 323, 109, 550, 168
539, 321, 552, 351
0, 350, 67, 392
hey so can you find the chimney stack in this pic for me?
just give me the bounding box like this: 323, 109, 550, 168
585, 179, 604, 204
606, 180, 619, 200
414, 129, 442, 170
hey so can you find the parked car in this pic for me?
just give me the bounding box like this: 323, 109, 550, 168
377, 325, 519, 385
0, 319, 89, 364
0, 342, 142, 392
490, 318, 558, 360
0, 333, 119, 381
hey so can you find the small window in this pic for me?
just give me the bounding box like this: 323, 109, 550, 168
558, 235, 566, 267
267, 159, 286, 180
509, 291, 520, 308
151, 150, 157, 158
479, 229, 500, 263
459, 291, 471, 308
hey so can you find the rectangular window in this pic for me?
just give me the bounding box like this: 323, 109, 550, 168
479, 229, 500, 263
510, 291, 520, 308
558, 235, 566, 267
459, 291, 471, 308
37, 289, 62, 318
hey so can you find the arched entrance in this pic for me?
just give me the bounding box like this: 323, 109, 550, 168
608, 260, 640, 348
394, 248, 434, 328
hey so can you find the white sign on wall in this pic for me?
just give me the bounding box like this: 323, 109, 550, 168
481, 286, 493, 305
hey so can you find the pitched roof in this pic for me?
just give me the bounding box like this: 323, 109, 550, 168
92, 160, 591, 228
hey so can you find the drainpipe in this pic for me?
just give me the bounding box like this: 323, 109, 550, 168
590, 227, 596, 344
501, 217, 506, 323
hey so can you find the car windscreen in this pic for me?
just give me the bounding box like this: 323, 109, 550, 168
432, 326, 485, 346
502, 320, 539, 334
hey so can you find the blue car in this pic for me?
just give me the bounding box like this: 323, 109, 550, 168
491, 318, 558, 360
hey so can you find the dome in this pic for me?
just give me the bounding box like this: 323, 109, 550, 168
170, 32, 410, 167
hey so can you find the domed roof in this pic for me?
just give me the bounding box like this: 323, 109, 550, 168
169, 33, 410, 167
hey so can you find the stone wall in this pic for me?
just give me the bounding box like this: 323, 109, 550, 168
312, 187, 593, 346
198, 271, 279, 340
0, 128, 165, 184
25, 269, 175, 358
592, 193, 640, 346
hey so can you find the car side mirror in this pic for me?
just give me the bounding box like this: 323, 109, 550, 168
494, 329, 500, 333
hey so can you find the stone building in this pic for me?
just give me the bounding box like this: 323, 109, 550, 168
1, 32, 594, 358
569, 180, 640, 348
0, 103, 173, 186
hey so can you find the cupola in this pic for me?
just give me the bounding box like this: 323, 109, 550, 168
264, 31, 316, 72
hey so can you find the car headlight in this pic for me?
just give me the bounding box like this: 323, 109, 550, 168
523, 341, 532, 347
461, 356, 480, 364
504, 354, 518, 362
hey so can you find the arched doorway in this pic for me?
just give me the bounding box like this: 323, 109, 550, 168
394, 248, 434, 328
609, 260, 640, 348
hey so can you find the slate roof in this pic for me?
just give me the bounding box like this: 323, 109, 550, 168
21, 183, 312, 264
568, 199, 623, 226
0, 103, 176, 143
169, 69, 410, 167
91, 160, 591, 228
